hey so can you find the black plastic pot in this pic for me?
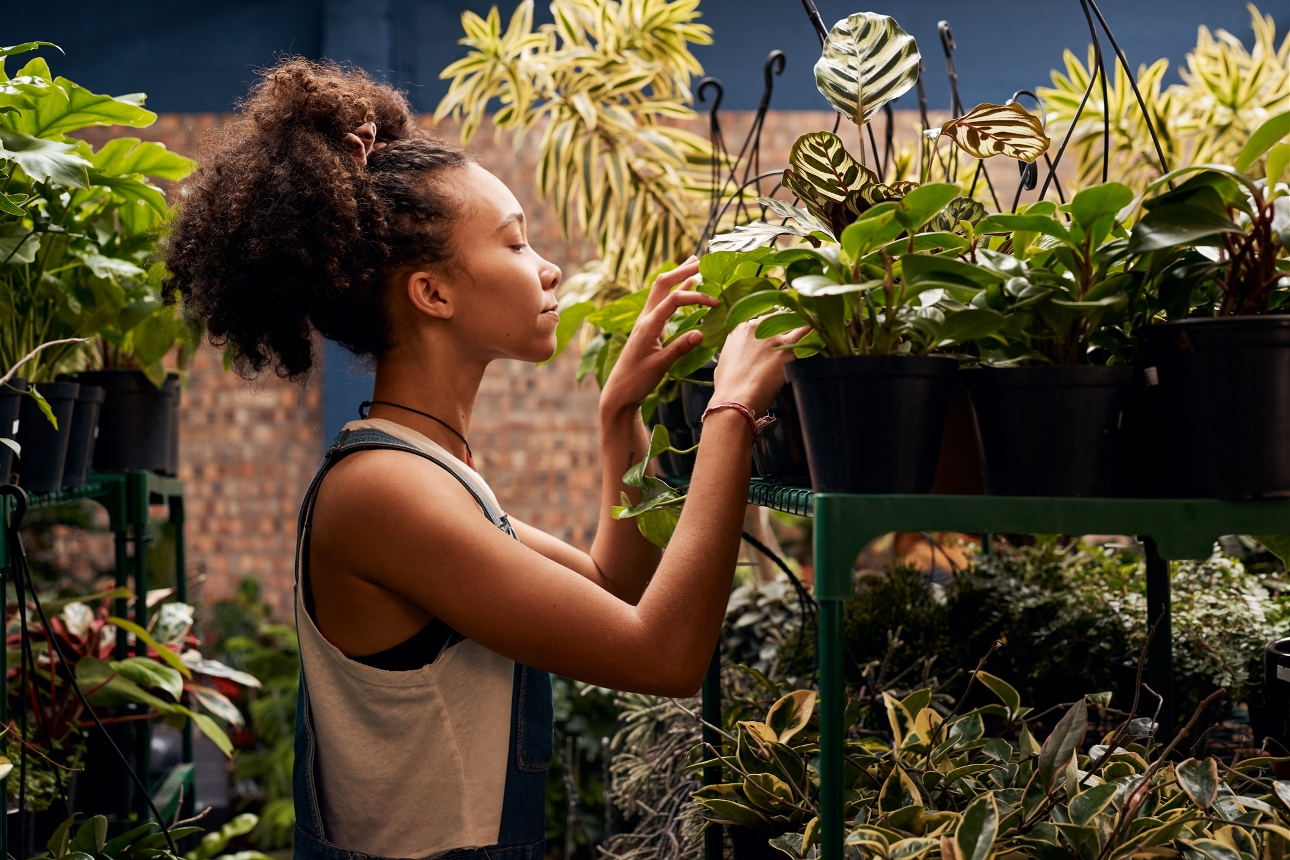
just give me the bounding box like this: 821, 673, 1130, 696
61, 384, 105, 488
1263, 638, 1290, 757
0, 377, 26, 485
70, 370, 179, 475
753, 383, 810, 484
787, 355, 958, 494
1135, 316, 1290, 499
967, 364, 1133, 497
14, 381, 79, 494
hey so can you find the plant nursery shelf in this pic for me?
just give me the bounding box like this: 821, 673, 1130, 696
740, 483, 1290, 860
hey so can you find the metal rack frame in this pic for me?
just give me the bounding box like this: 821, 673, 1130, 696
707, 482, 1290, 860
0, 471, 194, 849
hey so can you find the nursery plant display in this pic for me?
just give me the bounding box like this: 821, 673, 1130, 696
0, 41, 197, 490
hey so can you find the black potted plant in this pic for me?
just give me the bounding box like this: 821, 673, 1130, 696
916, 183, 1146, 497
1125, 114, 1290, 498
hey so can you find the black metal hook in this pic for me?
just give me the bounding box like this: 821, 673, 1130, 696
759, 50, 786, 112
938, 20, 964, 118
799, 0, 829, 46
938, 20, 956, 55
1, 482, 29, 533
697, 77, 723, 115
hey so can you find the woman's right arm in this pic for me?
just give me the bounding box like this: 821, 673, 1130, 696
313, 322, 802, 696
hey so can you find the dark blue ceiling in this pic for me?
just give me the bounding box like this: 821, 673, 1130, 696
8, 1, 1281, 116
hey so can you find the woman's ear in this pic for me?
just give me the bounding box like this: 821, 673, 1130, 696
404, 269, 454, 320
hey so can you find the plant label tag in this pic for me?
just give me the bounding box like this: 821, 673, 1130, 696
94, 426, 99, 439
1143, 367, 1159, 386
11, 420, 17, 434
1279, 665, 1290, 682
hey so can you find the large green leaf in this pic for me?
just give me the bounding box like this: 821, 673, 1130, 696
89, 137, 196, 181
814, 12, 920, 127
894, 183, 961, 232
977, 213, 1073, 245
878, 765, 921, 812
1126, 203, 1242, 254
1235, 111, 1290, 172
9, 76, 154, 137
1252, 535, 1290, 566
108, 615, 192, 678
0, 128, 89, 187
1069, 783, 1117, 825
1069, 183, 1134, 233
76, 656, 173, 711
765, 690, 815, 743
585, 290, 648, 333
935, 102, 1050, 163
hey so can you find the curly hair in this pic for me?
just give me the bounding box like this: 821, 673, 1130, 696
165, 58, 469, 380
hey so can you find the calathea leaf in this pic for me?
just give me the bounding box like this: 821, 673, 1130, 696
932, 102, 1050, 163
708, 220, 823, 253
785, 132, 875, 204
758, 196, 835, 239
936, 197, 988, 233
814, 13, 921, 126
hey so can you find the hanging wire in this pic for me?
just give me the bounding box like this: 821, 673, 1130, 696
741, 530, 817, 681
1085, 0, 1171, 176
1, 486, 178, 854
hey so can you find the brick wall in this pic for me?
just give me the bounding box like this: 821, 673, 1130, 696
62, 108, 1052, 617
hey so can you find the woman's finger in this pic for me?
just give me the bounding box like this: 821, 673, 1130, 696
651, 287, 718, 319
656, 329, 704, 367
774, 325, 814, 346
645, 257, 700, 311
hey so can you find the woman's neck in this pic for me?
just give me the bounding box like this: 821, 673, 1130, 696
369, 341, 487, 466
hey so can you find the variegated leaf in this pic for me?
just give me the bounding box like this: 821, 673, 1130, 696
785, 131, 875, 204
709, 221, 819, 253
815, 13, 921, 126
935, 102, 1051, 163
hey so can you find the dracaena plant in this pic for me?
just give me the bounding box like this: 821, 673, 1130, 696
692, 673, 1289, 860
1123, 112, 1290, 318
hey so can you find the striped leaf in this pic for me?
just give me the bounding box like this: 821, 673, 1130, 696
815, 13, 921, 127
785, 131, 875, 203
934, 102, 1051, 163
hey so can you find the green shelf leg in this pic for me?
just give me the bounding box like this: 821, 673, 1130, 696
815, 504, 852, 860
703, 647, 723, 860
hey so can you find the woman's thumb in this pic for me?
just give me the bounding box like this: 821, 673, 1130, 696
660, 329, 704, 365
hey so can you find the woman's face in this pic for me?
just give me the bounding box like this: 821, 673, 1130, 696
437, 163, 563, 363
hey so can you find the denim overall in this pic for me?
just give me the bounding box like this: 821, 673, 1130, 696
293, 427, 552, 860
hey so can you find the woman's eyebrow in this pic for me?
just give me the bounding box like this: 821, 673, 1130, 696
496, 212, 525, 233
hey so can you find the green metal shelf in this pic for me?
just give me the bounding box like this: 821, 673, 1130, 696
738, 484, 1290, 860
1, 471, 192, 846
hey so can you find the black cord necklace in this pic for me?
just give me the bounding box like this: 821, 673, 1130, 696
359, 399, 474, 469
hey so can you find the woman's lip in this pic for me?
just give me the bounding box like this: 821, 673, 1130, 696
541, 308, 560, 317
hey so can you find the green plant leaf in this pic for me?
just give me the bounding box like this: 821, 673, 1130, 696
109, 656, 183, 701
878, 764, 921, 812
1069, 783, 1117, 825
1268, 143, 1290, 187
727, 290, 790, 330
977, 213, 1072, 245
1175, 757, 1218, 810
89, 137, 196, 180
1038, 698, 1087, 791
936, 308, 1004, 345
1235, 111, 1290, 172
10, 76, 154, 137
28, 386, 57, 429
75, 656, 173, 711
814, 13, 920, 127
1252, 535, 1290, 565
1179, 839, 1241, 860
765, 690, 815, 743
973, 671, 1023, 719
934, 102, 1050, 163
585, 290, 648, 334
46, 814, 75, 858
755, 312, 808, 338
668, 344, 717, 381
841, 211, 902, 258
787, 131, 874, 204
954, 792, 998, 860
0, 438, 19, 460
0, 193, 26, 216
1126, 203, 1242, 254
107, 615, 192, 678
902, 254, 1004, 290
936, 197, 988, 232
542, 300, 595, 364
0, 128, 90, 187
68, 816, 107, 855
1069, 183, 1134, 233
100, 822, 155, 858
894, 183, 961, 232
181, 706, 235, 757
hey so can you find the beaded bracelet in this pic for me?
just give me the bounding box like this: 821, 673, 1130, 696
700, 401, 777, 438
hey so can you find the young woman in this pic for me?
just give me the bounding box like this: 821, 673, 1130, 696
167, 60, 805, 860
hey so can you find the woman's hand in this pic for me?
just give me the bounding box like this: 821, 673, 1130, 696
599, 257, 716, 415
712, 321, 810, 415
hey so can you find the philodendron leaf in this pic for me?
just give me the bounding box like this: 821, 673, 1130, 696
1038, 698, 1087, 791
933, 102, 1050, 163
765, 690, 816, 743
1175, 757, 1219, 810
954, 792, 998, 860
814, 12, 920, 127
0, 128, 91, 187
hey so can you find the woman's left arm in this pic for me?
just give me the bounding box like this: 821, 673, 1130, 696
511, 257, 715, 603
